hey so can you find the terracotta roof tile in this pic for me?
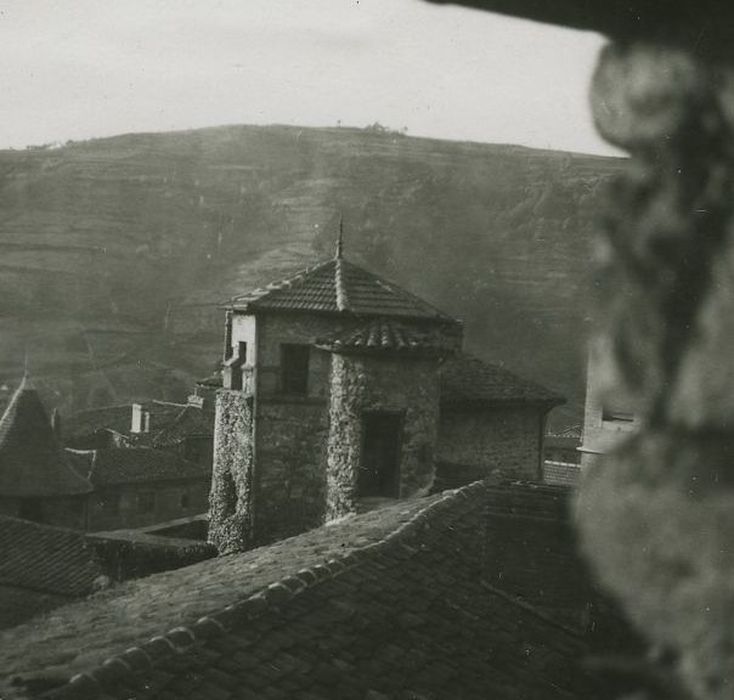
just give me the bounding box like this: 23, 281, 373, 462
0, 377, 92, 497
0, 483, 627, 700
75, 448, 209, 487
0, 516, 104, 598
441, 354, 565, 406
316, 319, 451, 356
151, 405, 213, 448
230, 258, 456, 322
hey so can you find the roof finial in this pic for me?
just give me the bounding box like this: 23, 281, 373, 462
335, 213, 344, 260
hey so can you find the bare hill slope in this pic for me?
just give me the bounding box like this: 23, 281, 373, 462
0, 124, 625, 427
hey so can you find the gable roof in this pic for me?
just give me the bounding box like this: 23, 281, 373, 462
316, 318, 453, 357
0, 378, 92, 497
74, 448, 209, 487
230, 257, 457, 322
0, 481, 618, 700
441, 354, 565, 407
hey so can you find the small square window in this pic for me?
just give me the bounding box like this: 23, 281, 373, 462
281, 344, 310, 395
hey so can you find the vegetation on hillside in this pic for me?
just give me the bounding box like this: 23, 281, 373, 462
0, 124, 625, 427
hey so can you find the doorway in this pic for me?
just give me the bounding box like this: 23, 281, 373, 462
358, 411, 403, 498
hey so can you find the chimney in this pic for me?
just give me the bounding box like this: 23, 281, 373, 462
131, 403, 150, 434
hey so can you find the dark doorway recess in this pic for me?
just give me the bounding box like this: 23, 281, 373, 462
358, 411, 403, 498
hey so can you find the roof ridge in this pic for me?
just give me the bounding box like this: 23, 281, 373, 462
229, 258, 333, 306
56, 480, 494, 699
340, 259, 457, 322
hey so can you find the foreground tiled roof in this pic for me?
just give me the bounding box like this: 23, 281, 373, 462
0, 482, 611, 700
316, 319, 451, 356
71, 448, 209, 487
0, 377, 92, 497
230, 257, 456, 322
0, 516, 104, 600
440, 354, 565, 407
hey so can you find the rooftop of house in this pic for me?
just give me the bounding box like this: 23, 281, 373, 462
0, 481, 610, 700
229, 252, 458, 323
149, 403, 214, 448
65, 402, 185, 442
0, 516, 106, 630
0, 377, 92, 497
316, 318, 453, 357
67, 447, 209, 487
440, 353, 565, 407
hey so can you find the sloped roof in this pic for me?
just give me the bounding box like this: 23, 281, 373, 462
0, 515, 104, 598
151, 405, 213, 448
0, 378, 92, 497
441, 354, 565, 407
74, 448, 209, 487
317, 318, 451, 356
230, 257, 456, 322
0, 482, 615, 700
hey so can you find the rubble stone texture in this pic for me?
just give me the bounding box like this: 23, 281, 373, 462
326, 353, 440, 519
576, 40, 734, 700
208, 390, 254, 553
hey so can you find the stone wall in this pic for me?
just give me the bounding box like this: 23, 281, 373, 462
436, 405, 543, 485
208, 390, 254, 553
326, 352, 441, 519
252, 398, 329, 544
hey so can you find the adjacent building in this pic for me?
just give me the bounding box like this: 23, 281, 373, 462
209, 239, 563, 551
0, 375, 92, 529
0, 376, 211, 532
578, 338, 640, 470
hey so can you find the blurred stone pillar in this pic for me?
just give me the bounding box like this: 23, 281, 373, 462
576, 39, 734, 700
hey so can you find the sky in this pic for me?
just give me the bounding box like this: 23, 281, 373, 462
0, 0, 613, 155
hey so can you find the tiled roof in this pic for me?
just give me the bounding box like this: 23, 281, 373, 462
316, 319, 451, 356
0, 377, 92, 497
230, 257, 456, 322
441, 353, 565, 407
151, 405, 213, 448
0, 482, 614, 700
0, 516, 104, 598
196, 371, 223, 389
75, 448, 209, 487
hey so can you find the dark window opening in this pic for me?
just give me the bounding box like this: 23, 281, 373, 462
358, 411, 403, 498
137, 492, 156, 514
220, 469, 238, 518
180, 493, 190, 510
223, 311, 233, 360
602, 408, 635, 423
281, 344, 310, 395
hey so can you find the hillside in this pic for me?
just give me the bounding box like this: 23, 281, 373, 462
0, 124, 626, 428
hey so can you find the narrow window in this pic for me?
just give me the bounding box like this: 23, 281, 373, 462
602, 408, 634, 423
281, 344, 310, 395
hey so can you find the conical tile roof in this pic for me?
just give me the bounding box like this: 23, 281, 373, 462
0, 377, 92, 497
230, 258, 456, 322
